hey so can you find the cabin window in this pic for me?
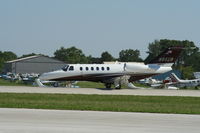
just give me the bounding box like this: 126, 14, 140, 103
101, 67, 104, 71
69, 66, 74, 71
91, 67, 94, 71
96, 67, 99, 71
107, 67, 110, 71
80, 67, 83, 71
86, 67, 89, 71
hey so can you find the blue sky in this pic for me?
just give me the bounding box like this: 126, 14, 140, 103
1, 0, 200, 59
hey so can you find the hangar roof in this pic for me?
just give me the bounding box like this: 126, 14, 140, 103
6, 55, 65, 63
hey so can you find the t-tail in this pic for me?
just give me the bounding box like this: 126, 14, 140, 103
147, 47, 183, 67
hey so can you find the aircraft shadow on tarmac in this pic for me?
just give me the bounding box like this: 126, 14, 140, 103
95, 88, 114, 91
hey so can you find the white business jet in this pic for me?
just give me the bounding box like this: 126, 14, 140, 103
37, 47, 183, 89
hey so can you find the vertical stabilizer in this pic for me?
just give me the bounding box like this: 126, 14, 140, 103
170, 73, 181, 83
147, 47, 183, 66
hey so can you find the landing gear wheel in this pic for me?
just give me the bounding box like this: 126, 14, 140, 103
115, 84, 121, 89
53, 82, 59, 87
105, 83, 112, 88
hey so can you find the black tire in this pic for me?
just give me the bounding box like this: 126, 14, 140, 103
53, 82, 59, 87
105, 83, 112, 88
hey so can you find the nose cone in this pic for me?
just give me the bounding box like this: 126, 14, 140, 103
39, 72, 51, 81
39, 70, 61, 81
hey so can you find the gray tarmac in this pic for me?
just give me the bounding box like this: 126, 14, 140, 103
0, 86, 200, 97
0, 108, 199, 133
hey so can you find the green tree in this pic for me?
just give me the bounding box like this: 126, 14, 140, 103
101, 51, 115, 62
145, 39, 199, 79
184, 51, 200, 71
145, 39, 197, 67
19, 53, 37, 58
87, 55, 101, 64
1, 51, 17, 61
54, 46, 88, 64
119, 49, 143, 62
179, 66, 194, 79
0, 58, 4, 73
0, 51, 17, 73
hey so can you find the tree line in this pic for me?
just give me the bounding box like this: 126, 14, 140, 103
1, 39, 200, 79
54, 46, 143, 64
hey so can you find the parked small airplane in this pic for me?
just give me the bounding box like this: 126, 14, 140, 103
37, 47, 183, 89
169, 73, 200, 87
148, 78, 164, 88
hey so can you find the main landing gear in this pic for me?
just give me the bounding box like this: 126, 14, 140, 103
105, 83, 112, 89
104, 83, 121, 89
115, 84, 121, 89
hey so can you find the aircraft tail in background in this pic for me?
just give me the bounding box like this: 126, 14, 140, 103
147, 47, 183, 66
170, 73, 181, 83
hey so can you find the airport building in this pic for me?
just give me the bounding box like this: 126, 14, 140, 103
3, 55, 66, 74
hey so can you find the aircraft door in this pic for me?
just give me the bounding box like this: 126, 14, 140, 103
123, 63, 126, 71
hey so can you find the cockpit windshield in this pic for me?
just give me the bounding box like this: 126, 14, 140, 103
62, 65, 69, 71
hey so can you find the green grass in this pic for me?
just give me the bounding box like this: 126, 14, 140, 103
0, 93, 200, 114
77, 81, 149, 88
76, 81, 105, 88
0, 79, 29, 86
133, 82, 150, 88
77, 81, 127, 88
179, 86, 200, 90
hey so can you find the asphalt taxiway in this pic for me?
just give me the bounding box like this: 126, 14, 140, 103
0, 86, 200, 97
0, 108, 199, 133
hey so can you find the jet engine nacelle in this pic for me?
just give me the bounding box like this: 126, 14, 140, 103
125, 63, 149, 73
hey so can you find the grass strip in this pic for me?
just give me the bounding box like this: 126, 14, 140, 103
0, 93, 200, 114
0, 79, 31, 86
76, 81, 105, 88
77, 81, 149, 88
